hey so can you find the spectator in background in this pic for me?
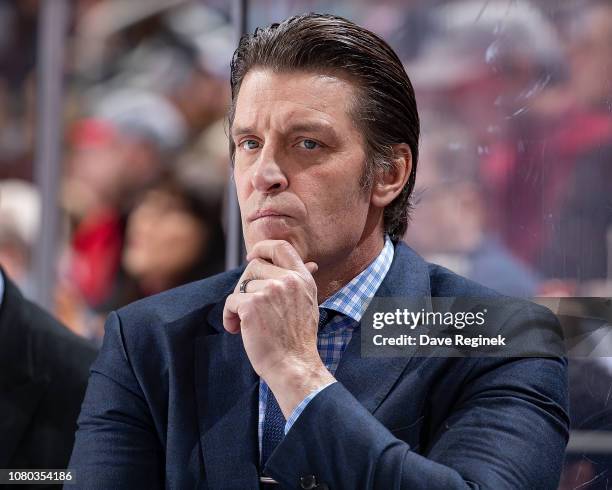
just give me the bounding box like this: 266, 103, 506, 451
406, 121, 539, 297
0, 179, 40, 297
408, 0, 612, 289
478, 0, 612, 288
61, 165, 226, 342
116, 167, 226, 307
408, 0, 563, 141
564, 1, 612, 112
534, 1, 612, 286
407, 0, 568, 276
73, 1, 232, 139
58, 162, 225, 341
0, 0, 37, 180
62, 90, 187, 310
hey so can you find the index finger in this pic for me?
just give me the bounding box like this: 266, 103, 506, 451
247, 240, 312, 274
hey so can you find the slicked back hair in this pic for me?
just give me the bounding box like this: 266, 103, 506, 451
229, 13, 420, 241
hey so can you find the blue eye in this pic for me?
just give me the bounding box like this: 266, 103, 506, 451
241, 139, 260, 150
300, 139, 319, 150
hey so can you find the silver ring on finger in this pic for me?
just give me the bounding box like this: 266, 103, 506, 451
239, 278, 254, 294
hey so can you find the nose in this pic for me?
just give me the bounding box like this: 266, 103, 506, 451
250, 145, 288, 194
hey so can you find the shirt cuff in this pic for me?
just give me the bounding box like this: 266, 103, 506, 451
284, 381, 337, 434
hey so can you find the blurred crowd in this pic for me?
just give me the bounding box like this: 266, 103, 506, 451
0, 0, 232, 339
405, 0, 612, 302
0, 0, 611, 486
0, 0, 610, 340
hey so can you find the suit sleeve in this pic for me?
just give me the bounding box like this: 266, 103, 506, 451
265, 309, 570, 489
67, 311, 164, 489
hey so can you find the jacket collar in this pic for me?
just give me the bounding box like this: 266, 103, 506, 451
333, 240, 432, 411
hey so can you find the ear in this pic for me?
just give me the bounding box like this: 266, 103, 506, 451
370, 143, 412, 208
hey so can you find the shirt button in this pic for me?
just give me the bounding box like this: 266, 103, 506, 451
300, 475, 317, 489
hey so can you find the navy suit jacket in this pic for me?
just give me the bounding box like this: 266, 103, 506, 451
68, 242, 569, 489
0, 274, 97, 474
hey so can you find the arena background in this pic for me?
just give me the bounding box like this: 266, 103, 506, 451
0, 1, 610, 487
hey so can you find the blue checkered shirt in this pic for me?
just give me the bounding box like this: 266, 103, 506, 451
258, 235, 394, 458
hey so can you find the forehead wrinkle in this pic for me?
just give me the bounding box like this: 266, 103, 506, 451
235, 101, 340, 137
232, 70, 361, 137
255, 91, 346, 118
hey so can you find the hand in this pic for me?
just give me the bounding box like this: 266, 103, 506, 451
222, 240, 335, 416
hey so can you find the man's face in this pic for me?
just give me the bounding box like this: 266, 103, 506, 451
231, 69, 372, 267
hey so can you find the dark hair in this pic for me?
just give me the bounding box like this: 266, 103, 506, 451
149, 170, 226, 283
228, 13, 420, 240
101, 169, 226, 311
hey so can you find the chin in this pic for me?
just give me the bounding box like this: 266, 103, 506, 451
247, 230, 308, 260
247, 221, 298, 246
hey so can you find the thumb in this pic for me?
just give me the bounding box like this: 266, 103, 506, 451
305, 262, 318, 275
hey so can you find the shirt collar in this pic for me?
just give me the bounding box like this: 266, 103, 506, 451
320, 235, 394, 322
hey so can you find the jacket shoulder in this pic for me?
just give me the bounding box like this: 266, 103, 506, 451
427, 261, 502, 298
426, 260, 556, 320
2, 278, 98, 382
114, 267, 244, 332
95, 269, 244, 391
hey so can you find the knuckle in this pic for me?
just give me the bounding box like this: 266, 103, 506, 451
267, 279, 284, 294
251, 291, 266, 305
283, 272, 301, 290
246, 257, 264, 270
239, 296, 259, 320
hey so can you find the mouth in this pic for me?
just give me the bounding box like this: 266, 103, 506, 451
248, 209, 292, 222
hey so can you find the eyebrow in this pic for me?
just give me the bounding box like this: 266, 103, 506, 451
284, 121, 335, 135
231, 121, 337, 139
231, 125, 256, 138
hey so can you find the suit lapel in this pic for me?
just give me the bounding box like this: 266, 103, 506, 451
335, 242, 432, 414
195, 299, 260, 489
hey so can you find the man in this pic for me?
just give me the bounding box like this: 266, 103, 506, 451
406, 121, 539, 297
69, 14, 569, 489
0, 269, 97, 473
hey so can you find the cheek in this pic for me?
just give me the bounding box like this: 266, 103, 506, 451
155, 223, 204, 270
234, 167, 255, 219
124, 209, 153, 250
234, 163, 252, 194
301, 165, 369, 229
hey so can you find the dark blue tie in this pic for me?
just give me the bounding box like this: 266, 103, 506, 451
261, 308, 329, 466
